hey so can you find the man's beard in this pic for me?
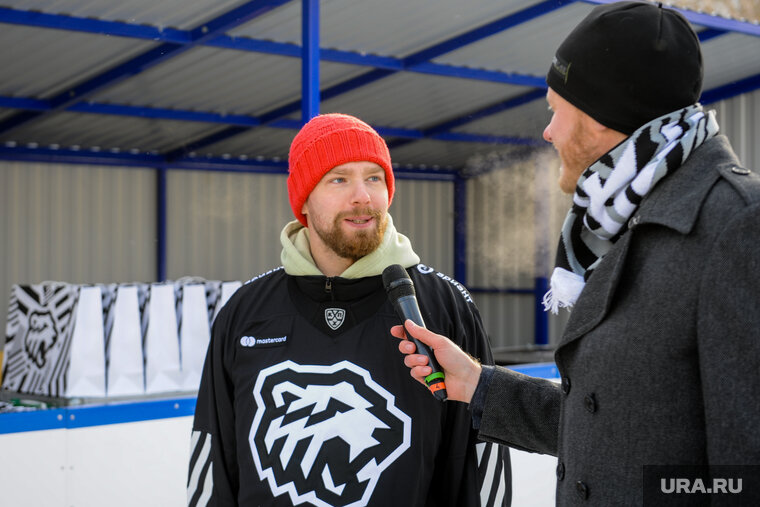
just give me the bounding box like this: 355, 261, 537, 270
312, 208, 387, 261
554, 119, 602, 194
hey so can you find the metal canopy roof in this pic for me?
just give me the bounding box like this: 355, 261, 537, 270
1, 0, 759, 174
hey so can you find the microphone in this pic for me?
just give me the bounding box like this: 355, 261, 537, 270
382, 264, 447, 401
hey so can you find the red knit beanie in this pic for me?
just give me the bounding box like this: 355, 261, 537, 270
287, 113, 395, 227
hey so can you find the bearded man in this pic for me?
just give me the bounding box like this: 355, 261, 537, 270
188, 113, 510, 507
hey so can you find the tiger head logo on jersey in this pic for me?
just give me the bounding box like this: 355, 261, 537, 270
249, 360, 411, 507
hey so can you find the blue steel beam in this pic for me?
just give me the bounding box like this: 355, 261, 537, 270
0, 93, 535, 149
409, 63, 545, 87
701, 72, 760, 105
4, 1, 757, 155
533, 276, 549, 345
302, 0, 320, 122
0, 0, 292, 135
174, 0, 570, 155
453, 174, 467, 284
403, 0, 576, 67
0, 6, 189, 42
388, 59, 760, 152
387, 89, 547, 150
0, 6, 549, 86
270, 0, 567, 121
0, 4, 738, 90
432, 132, 543, 146
0, 145, 166, 166
697, 28, 728, 42
470, 287, 536, 295
0, 96, 49, 111
423, 89, 548, 136
5, 63, 759, 148
0, 96, 294, 128
163, 126, 252, 161
0, 144, 462, 178
156, 169, 168, 282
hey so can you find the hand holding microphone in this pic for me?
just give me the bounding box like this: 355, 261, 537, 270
384, 265, 483, 404
383, 264, 448, 401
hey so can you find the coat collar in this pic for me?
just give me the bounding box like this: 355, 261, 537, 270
633, 135, 738, 234
557, 135, 738, 347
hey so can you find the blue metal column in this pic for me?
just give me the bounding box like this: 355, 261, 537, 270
156, 168, 167, 282
533, 157, 551, 345
534, 276, 549, 345
454, 174, 467, 284
302, 0, 320, 122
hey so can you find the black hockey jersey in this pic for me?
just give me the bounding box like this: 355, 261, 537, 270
188, 264, 510, 506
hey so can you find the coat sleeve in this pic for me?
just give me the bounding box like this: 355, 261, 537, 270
429, 284, 512, 506
187, 305, 239, 506
697, 201, 760, 464
477, 366, 561, 456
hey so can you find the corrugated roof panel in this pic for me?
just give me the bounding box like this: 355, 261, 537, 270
196, 127, 537, 170
388, 138, 514, 169
0, 111, 219, 152
317, 72, 523, 130
701, 32, 760, 90
234, 0, 540, 57
91, 50, 365, 116
193, 125, 294, 159
453, 98, 551, 141
1, 0, 759, 171
194, 125, 507, 170
433, 2, 594, 75
5, 0, 246, 29
0, 24, 155, 98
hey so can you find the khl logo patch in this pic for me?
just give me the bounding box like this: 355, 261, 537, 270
324, 308, 346, 330
249, 360, 411, 507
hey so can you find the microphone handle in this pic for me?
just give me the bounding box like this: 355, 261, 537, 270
394, 296, 448, 401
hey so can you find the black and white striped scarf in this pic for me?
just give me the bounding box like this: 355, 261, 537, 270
543, 103, 719, 314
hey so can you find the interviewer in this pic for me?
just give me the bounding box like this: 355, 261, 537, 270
393, 1, 760, 504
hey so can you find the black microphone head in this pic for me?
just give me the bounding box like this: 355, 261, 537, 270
382, 264, 416, 299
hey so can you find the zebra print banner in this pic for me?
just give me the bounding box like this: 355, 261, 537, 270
2, 283, 79, 397
2, 279, 241, 399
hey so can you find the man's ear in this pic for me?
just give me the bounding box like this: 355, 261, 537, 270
583, 113, 608, 135
584, 114, 627, 147
301, 201, 308, 216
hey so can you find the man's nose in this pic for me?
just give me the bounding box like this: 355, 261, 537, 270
543, 124, 553, 143
350, 182, 371, 204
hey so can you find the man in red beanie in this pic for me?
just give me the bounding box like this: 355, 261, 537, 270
393, 1, 760, 505
189, 113, 510, 506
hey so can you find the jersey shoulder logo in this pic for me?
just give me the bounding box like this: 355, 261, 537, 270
416, 264, 474, 303
250, 360, 411, 506
324, 308, 346, 330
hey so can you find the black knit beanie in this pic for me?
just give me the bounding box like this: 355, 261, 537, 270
546, 1, 703, 135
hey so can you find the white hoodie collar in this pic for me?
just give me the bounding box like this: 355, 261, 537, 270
280, 214, 420, 278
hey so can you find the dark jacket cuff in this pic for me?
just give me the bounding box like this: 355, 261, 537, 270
469, 364, 496, 430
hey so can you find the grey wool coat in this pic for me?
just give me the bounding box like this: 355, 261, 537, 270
477, 135, 760, 505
